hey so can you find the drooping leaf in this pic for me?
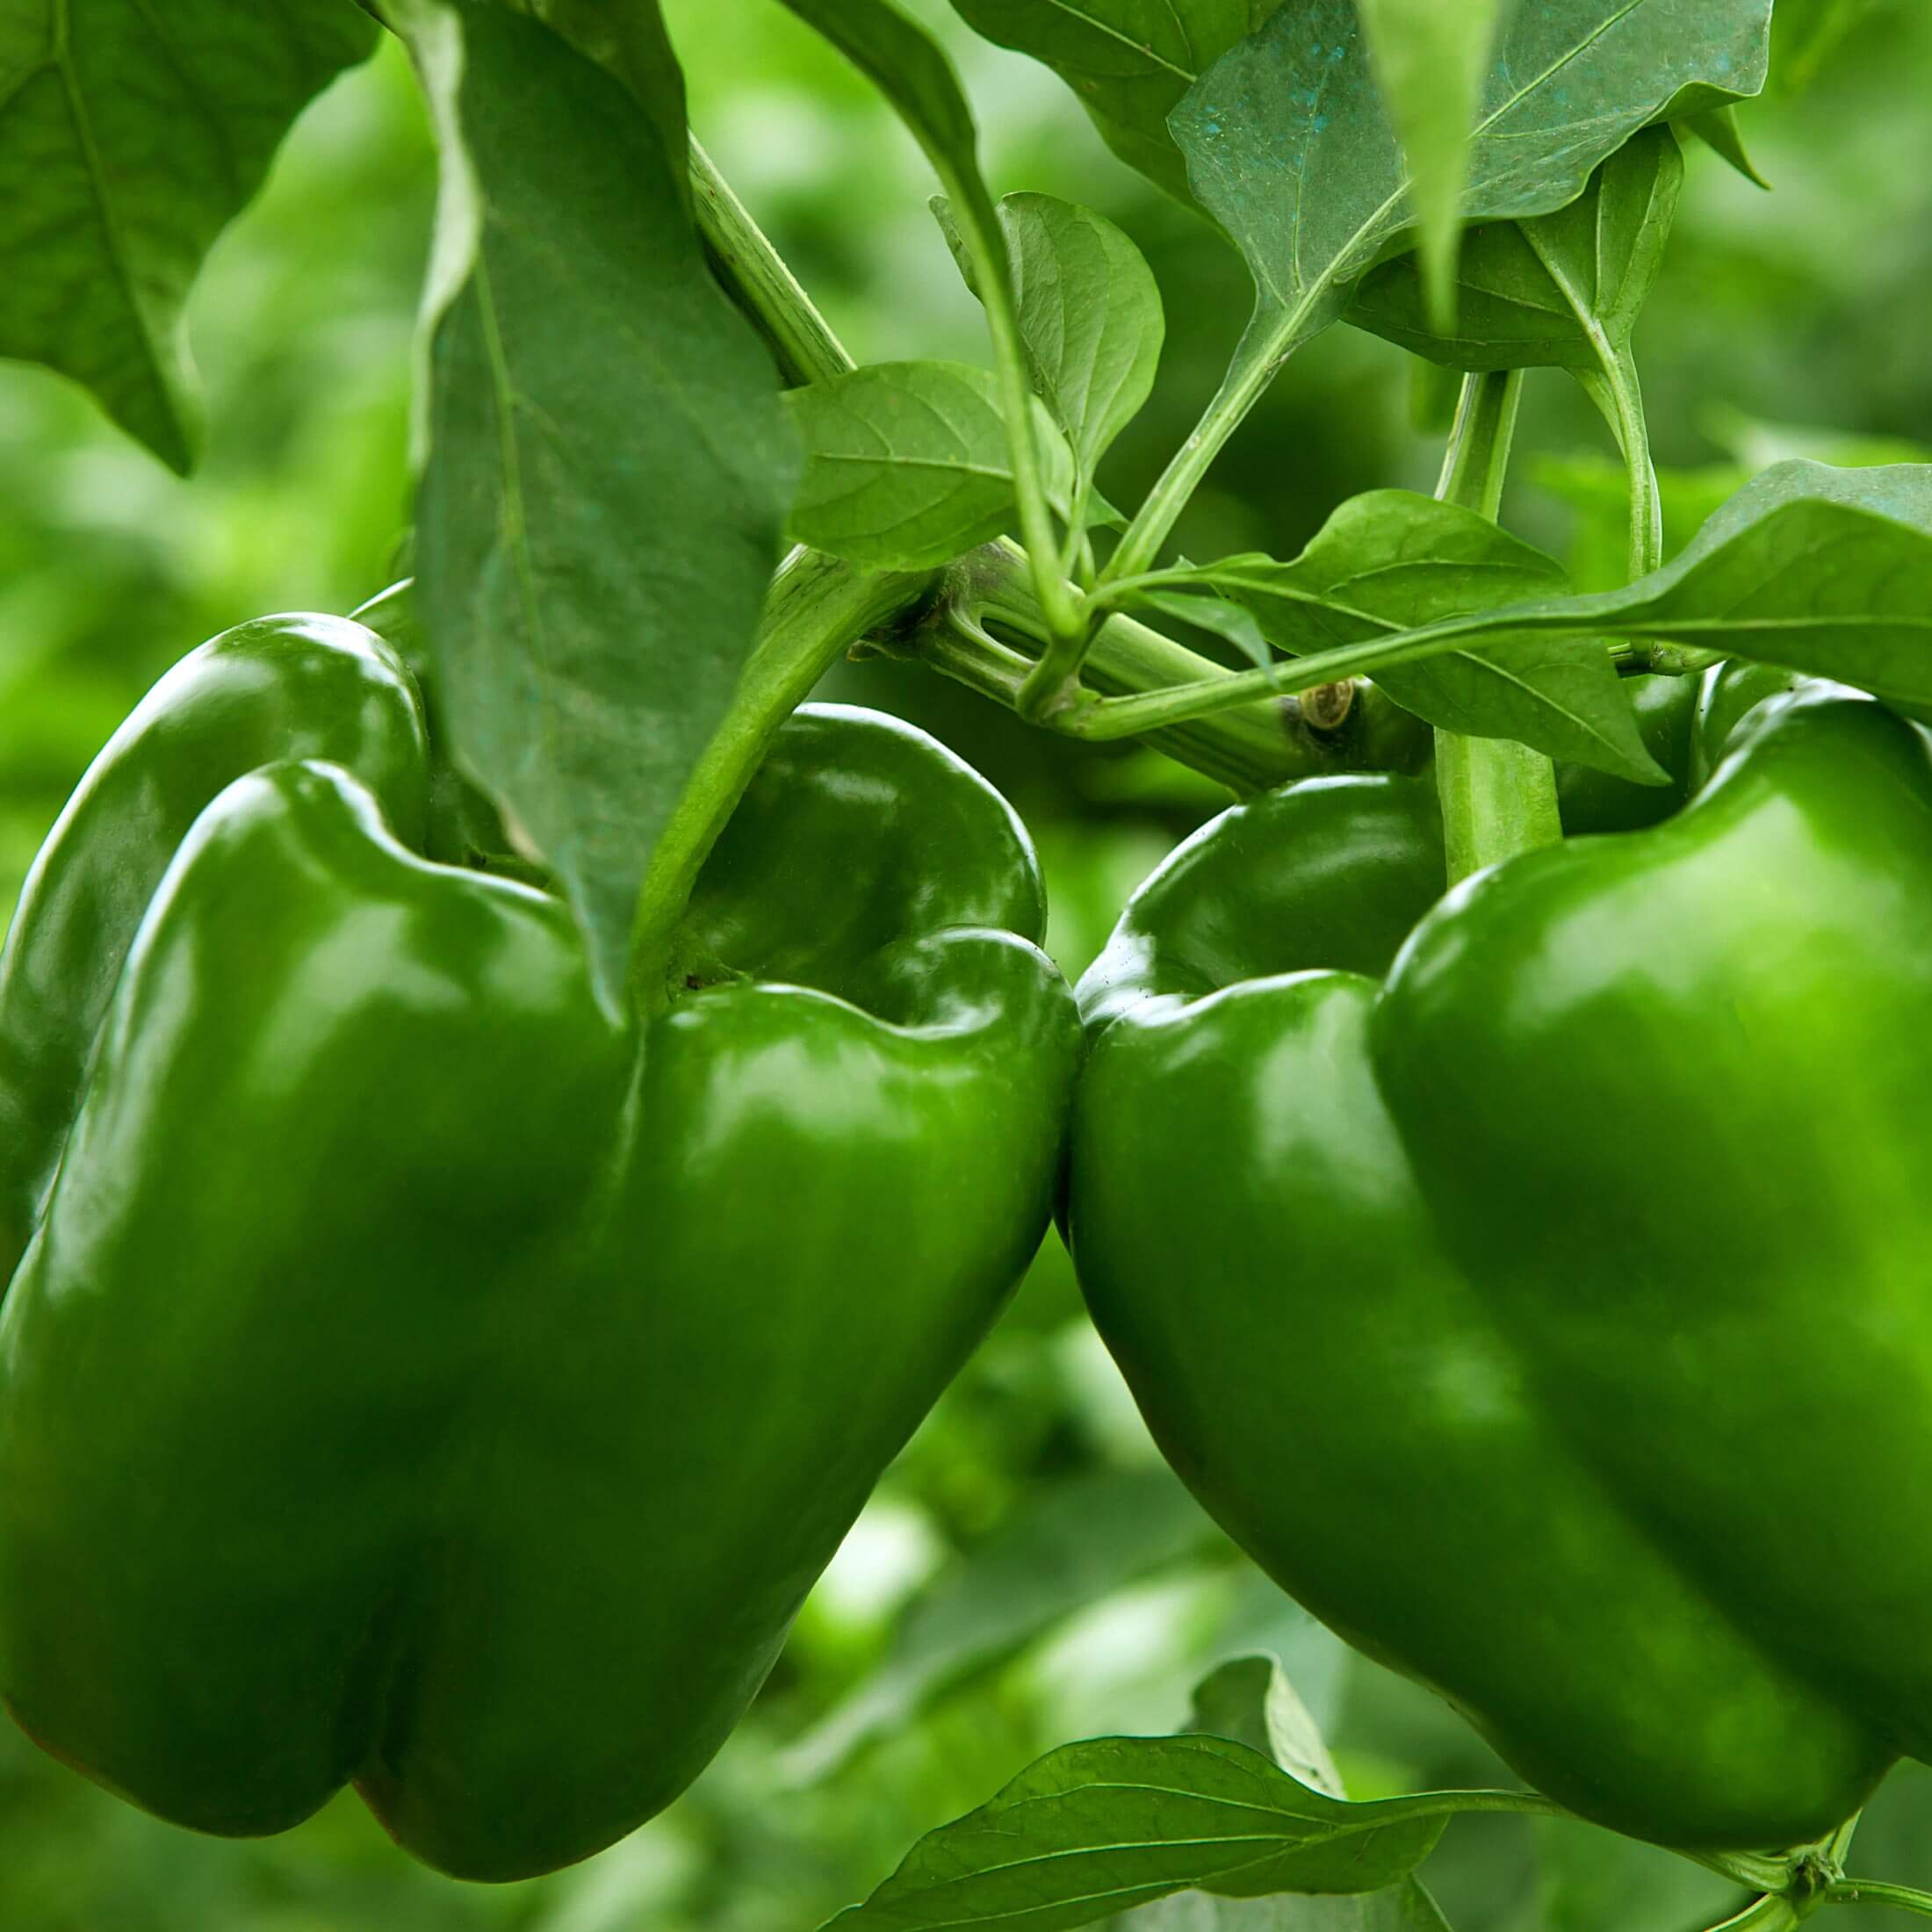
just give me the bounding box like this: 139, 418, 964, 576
405, 0, 796, 1008
1680, 104, 1768, 185
785, 362, 1073, 570
1417, 461, 1932, 703
945, 0, 1269, 203
1150, 492, 1664, 781
936, 192, 1165, 489
0, 0, 378, 472
1173, 0, 1771, 393
1348, 126, 1684, 373
822, 1734, 1445, 1931
783, 1467, 1218, 1784
1353, 0, 1508, 329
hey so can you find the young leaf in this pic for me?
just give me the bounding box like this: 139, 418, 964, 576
1348, 127, 1685, 374
773, 0, 1079, 640
822, 1734, 1445, 1931
1460, 461, 1932, 702
0, 0, 378, 472
785, 362, 1074, 571
405, 0, 796, 1009
945, 1, 1268, 205
1173, 0, 1770, 394
1149, 493, 1664, 782
1353, 0, 1507, 330
936, 193, 1165, 488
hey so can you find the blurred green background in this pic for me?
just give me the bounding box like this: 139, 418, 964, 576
2, 4, 1930, 1926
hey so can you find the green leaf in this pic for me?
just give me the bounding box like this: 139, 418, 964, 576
936, 192, 1165, 487
1348, 126, 1684, 373
774, 0, 1078, 631
405, 0, 796, 1009
1118, 1660, 1455, 1931
1461, 461, 1932, 703
1173, 0, 1770, 388
822, 1735, 1445, 1931
1135, 590, 1275, 670
1186, 1657, 1343, 1797
944, 0, 1267, 204
0, 0, 378, 472
1679, 103, 1768, 185
785, 362, 1072, 570
501, 0, 688, 204
1150, 493, 1665, 781
1354, 0, 1508, 330
783, 1467, 1219, 1784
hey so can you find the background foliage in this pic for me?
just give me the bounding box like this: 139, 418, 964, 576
1, 3, 1929, 1926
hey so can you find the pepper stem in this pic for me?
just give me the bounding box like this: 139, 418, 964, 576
627, 548, 932, 1015
1431, 371, 1563, 886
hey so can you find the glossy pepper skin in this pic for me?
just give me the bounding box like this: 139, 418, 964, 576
0, 618, 1080, 1881
1070, 684, 1932, 1851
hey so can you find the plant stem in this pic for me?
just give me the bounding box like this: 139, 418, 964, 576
681, 140, 1431, 793
628, 548, 931, 1013
1431, 370, 1562, 884
1707, 1898, 1803, 1932
1105, 312, 1285, 586
1576, 347, 1663, 580
690, 138, 852, 388
1825, 1878, 1932, 1915
917, 543, 1430, 792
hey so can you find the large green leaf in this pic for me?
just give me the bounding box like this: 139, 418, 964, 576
1153, 492, 1664, 781
822, 1734, 1445, 1931
1371, 462, 1932, 704
1354, 0, 1508, 328
503, 0, 687, 199
1348, 125, 1684, 373
785, 362, 1071, 570
1173, 0, 1770, 389
406, 0, 796, 1008
0, 0, 378, 472
945, 0, 1272, 203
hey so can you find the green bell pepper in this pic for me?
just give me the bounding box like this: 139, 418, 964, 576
0, 615, 1079, 1880
1071, 680, 1924, 1850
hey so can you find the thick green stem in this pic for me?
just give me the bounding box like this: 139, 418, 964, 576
629, 548, 932, 1013
1431, 370, 1562, 885
690, 138, 852, 388
923, 543, 1429, 792
1825, 1878, 1932, 1915
1105, 309, 1288, 587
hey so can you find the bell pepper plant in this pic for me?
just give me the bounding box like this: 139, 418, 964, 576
2, 0, 1930, 1927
